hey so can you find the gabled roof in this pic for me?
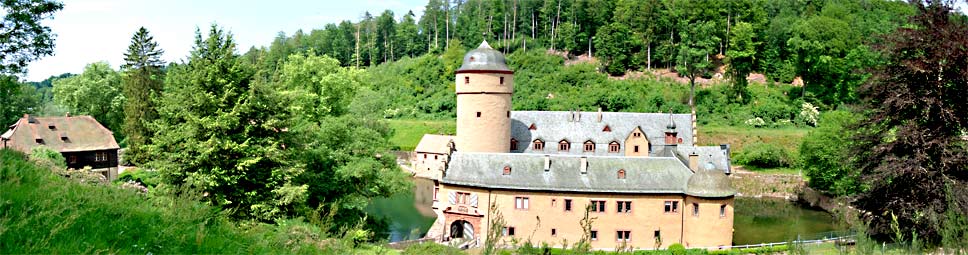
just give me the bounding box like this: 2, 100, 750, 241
509, 111, 693, 155
414, 134, 455, 154
441, 152, 694, 194
2, 115, 119, 153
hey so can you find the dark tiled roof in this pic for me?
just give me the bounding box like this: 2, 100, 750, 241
510, 111, 693, 155
441, 152, 693, 194
2, 115, 119, 153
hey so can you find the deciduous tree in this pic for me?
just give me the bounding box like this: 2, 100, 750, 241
0, 0, 63, 74
51, 62, 124, 139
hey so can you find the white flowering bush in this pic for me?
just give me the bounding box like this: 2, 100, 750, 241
796, 102, 820, 127
745, 117, 766, 127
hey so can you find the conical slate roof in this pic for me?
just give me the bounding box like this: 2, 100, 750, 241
685, 162, 736, 198
456, 40, 512, 73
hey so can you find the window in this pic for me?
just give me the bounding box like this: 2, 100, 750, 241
564, 199, 573, 211
693, 203, 700, 216
609, 142, 620, 153
503, 227, 516, 236
558, 140, 570, 151
465, 76, 470, 84
456, 192, 471, 204
551, 199, 557, 207
95, 152, 107, 162
551, 228, 557, 236
591, 200, 606, 212
47, 123, 55, 130
616, 231, 631, 242
664, 201, 679, 213
590, 230, 598, 241
507, 111, 510, 118
617, 169, 626, 179
720, 204, 727, 218
583, 141, 595, 152
69, 155, 77, 164
617, 201, 632, 213
433, 188, 439, 201
533, 139, 544, 150
510, 138, 518, 151
503, 166, 512, 175
35, 138, 43, 144
434, 155, 438, 160
423, 154, 427, 159
476, 112, 482, 118
654, 230, 661, 240
515, 197, 530, 210
633, 132, 641, 137
500, 76, 505, 84
634, 145, 640, 153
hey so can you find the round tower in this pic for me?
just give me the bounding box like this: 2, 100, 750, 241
455, 41, 513, 153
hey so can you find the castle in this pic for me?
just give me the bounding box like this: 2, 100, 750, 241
413, 41, 735, 250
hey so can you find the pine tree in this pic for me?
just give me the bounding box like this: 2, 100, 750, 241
121, 27, 165, 165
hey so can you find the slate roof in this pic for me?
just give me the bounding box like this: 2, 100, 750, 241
686, 164, 736, 198
414, 134, 455, 154
510, 111, 693, 155
456, 40, 512, 73
675, 145, 732, 174
1, 115, 119, 153
441, 152, 694, 194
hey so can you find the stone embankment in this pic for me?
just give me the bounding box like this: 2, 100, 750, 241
729, 166, 804, 200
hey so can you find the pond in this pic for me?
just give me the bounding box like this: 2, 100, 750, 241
366, 178, 437, 242
368, 180, 844, 245
732, 197, 845, 245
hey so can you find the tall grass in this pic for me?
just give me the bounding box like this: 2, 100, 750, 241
0, 149, 387, 254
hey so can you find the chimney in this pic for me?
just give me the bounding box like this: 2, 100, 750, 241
544, 155, 551, 171
575, 109, 581, 122
580, 156, 588, 174
665, 112, 678, 145
568, 111, 574, 122
597, 107, 603, 122
688, 152, 699, 172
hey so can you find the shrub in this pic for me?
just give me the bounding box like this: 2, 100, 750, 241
668, 243, 686, 255
737, 142, 794, 168
28, 146, 65, 169
117, 168, 161, 188
799, 110, 861, 195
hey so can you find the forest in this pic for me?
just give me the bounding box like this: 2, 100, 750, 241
1, 0, 967, 253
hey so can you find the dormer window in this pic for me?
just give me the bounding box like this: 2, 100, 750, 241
47, 123, 56, 130
60, 133, 68, 141
533, 139, 544, 150
503, 166, 511, 175
35, 138, 43, 144
465, 76, 470, 84
608, 142, 620, 153
583, 141, 594, 152
558, 140, 570, 151
618, 169, 626, 179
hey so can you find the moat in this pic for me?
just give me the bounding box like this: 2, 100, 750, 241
367, 178, 842, 245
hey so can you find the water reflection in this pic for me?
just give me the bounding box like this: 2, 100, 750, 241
367, 178, 437, 242
732, 197, 845, 245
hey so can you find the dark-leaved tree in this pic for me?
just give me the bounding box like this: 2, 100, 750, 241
121, 27, 165, 165
853, 1, 968, 244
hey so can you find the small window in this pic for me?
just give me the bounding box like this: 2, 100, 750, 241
529, 123, 537, 130
503, 166, 512, 175
591, 200, 606, 212
456, 192, 470, 204
47, 123, 55, 130
678, 138, 683, 144
423, 154, 427, 159
95, 152, 108, 162
583, 141, 594, 152
609, 142, 620, 153
515, 197, 530, 210
476, 112, 482, 118
634, 145, 639, 153
551, 199, 557, 207
654, 230, 661, 240
558, 140, 570, 151
720, 204, 727, 218
591, 230, 598, 241
617, 201, 632, 213
510, 138, 518, 151
465, 76, 470, 84
564, 199, 573, 211
664, 201, 679, 213
500, 76, 505, 84
507, 111, 510, 118
602, 125, 611, 132
434, 155, 438, 160
69, 155, 77, 164
433, 187, 439, 201
533, 139, 544, 150
551, 228, 557, 236
503, 227, 516, 236
617, 169, 626, 179
693, 203, 700, 216
35, 138, 43, 144
633, 132, 641, 137
616, 230, 631, 242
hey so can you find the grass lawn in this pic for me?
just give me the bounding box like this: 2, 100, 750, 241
388, 119, 456, 151
699, 124, 809, 156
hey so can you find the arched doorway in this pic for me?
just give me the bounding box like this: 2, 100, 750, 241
449, 220, 474, 239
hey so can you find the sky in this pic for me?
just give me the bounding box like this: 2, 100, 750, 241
24, 0, 426, 81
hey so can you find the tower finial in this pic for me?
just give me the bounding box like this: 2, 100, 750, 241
479, 40, 492, 49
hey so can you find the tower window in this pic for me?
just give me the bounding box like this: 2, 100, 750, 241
609, 142, 620, 153
558, 140, 570, 151
476, 112, 482, 118
693, 203, 700, 216
465, 76, 470, 84
533, 139, 544, 150
500, 76, 505, 84
507, 111, 510, 118
720, 204, 727, 218
510, 138, 518, 151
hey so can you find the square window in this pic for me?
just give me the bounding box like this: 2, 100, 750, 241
616, 230, 631, 242
476, 112, 482, 118
515, 197, 529, 210
654, 230, 661, 239
617, 201, 632, 213
503, 227, 516, 236
663, 201, 679, 213
591, 200, 606, 212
